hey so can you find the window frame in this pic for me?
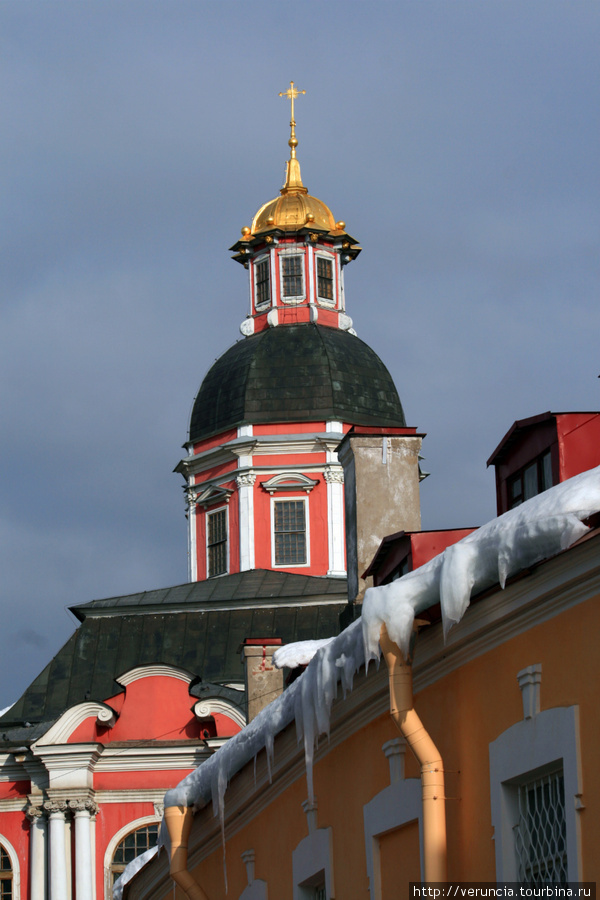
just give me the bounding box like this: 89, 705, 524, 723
254, 256, 271, 310
271, 496, 310, 568
315, 252, 336, 306
206, 505, 229, 578
279, 250, 306, 304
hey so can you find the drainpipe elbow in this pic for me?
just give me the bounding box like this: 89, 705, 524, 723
164, 806, 209, 900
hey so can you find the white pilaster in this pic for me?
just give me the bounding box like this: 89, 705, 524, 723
237, 474, 256, 571
70, 799, 97, 900
27, 804, 47, 900
186, 486, 198, 582
45, 800, 68, 900
324, 466, 346, 576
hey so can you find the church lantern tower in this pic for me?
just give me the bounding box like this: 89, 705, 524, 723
176, 84, 411, 584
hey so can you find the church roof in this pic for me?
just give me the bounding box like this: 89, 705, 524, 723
0, 571, 347, 731
189, 324, 406, 442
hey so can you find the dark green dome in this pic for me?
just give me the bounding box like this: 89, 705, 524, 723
189, 324, 406, 442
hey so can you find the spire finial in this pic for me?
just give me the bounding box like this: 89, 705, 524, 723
278, 81, 307, 194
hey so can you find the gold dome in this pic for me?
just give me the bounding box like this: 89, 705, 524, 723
252, 189, 336, 235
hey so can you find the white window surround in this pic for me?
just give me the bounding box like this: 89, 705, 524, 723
489, 705, 583, 882
206, 505, 229, 578
270, 495, 310, 569
315, 251, 337, 307
363, 738, 423, 900
292, 810, 334, 900
278, 248, 306, 304
0, 836, 20, 900
104, 816, 161, 900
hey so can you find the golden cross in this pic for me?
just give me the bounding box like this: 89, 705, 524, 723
279, 81, 306, 125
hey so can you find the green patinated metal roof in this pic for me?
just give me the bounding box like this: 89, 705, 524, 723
0, 571, 347, 732
189, 323, 406, 442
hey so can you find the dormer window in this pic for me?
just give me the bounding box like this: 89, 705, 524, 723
255, 258, 270, 308
317, 256, 334, 302
281, 254, 304, 300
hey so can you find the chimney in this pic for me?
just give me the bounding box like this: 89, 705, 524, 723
241, 638, 284, 722
337, 427, 423, 604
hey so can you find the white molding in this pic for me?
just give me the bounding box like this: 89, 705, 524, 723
116, 665, 195, 687
193, 699, 246, 730
0, 798, 27, 812
292, 826, 334, 900
32, 703, 117, 747
94, 745, 210, 773
325, 469, 346, 577
489, 705, 583, 882
0, 833, 21, 900
94, 789, 167, 805
261, 473, 318, 494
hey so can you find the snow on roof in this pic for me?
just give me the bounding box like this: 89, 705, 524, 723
121, 465, 600, 891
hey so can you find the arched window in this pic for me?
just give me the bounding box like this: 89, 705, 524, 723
110, 823, 159, 895
0, 845, 13, 900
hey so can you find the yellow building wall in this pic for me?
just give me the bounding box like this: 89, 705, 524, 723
172, 591, 600, 898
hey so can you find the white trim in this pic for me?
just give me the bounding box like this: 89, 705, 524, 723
489, 705, 583, 881
33, 703, 116, 746
261, 473, 318, 494
104, 815, 161, 900
363, 740, 423, 900
206, 504, 229, 578
188, 481, 197, 582
278, 248, 306, 304
94, 789, 166, 806
0, 833, 21, 900
116, 665, 195, 687
270, 495, 310, 569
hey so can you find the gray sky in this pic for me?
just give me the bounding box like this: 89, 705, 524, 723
1, 1, 598, 711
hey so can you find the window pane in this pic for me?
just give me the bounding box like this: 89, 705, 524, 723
112, 826, 159, 896
282, 256, 304, 297
523, 462, 538, 500
274, 500, 306, 565
317, 257, 333, 300
515, 770, 567, 884
541, 450, 553, 491
207, 509, 227, 577
256, 259, 270, 306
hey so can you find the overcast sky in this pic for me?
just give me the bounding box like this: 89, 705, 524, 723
1, 1, 598, 710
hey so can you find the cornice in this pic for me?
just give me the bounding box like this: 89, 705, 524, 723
94, 745, 211, 773
181, 432, 345, 477
94, 788, 168, 805
33, 703, 117, 746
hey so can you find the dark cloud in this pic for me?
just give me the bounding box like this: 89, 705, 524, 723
0, 1, 598, 708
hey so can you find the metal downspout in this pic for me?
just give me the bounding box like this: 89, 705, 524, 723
164, 806, 210, 900
380, 625, 447, 883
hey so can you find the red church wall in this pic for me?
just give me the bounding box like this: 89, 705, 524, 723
0, 810, 29, 897
93, 769, 196, 791
192, 460, 238, 485
68, 677, 200, 745
192, 429, 237, 455
253, 480, 329, 574
0, 780, 28, 799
